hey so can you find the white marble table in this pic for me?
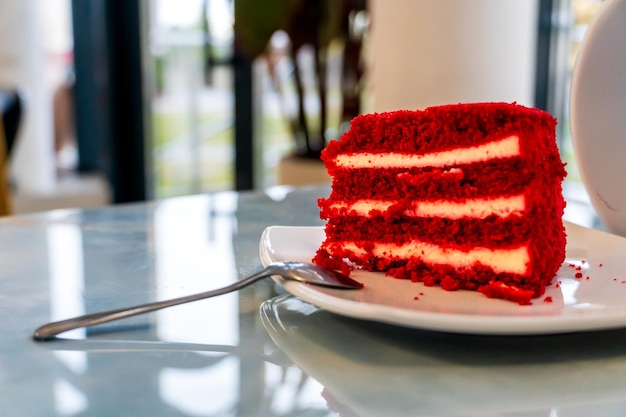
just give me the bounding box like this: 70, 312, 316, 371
1, 184, 623, 417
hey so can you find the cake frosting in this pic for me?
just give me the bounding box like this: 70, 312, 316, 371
313, 102, 567, 305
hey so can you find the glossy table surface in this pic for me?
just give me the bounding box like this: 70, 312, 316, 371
1, 183, 624, 417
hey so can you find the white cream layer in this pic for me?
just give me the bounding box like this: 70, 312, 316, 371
328, 195, 525, 219
327, 240, 529, 274
333, 135, 520, 169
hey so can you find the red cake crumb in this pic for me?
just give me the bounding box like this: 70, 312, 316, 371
313, 102, 567, 305
544, 296, 553, 303
441, 276, 460, 291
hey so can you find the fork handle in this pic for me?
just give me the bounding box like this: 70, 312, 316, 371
33, 271, 271, 341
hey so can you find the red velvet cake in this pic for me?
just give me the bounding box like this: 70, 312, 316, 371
313, 102, 567, 305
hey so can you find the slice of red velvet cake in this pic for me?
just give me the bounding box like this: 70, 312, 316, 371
313, 102, 567, 305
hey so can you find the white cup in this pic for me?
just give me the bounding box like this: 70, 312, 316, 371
570, 0, 626, 236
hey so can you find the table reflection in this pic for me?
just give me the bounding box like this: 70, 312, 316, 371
262, 294, 626, 417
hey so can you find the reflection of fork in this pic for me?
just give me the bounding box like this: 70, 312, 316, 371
35, 338, 292, 367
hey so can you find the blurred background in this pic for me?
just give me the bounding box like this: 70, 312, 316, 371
0, 0, 605, 214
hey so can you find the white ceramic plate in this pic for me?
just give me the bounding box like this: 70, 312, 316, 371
260, 222, 626, 335
570, 0, 626, 236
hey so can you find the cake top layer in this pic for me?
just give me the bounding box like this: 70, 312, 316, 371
322, 102, 557, 157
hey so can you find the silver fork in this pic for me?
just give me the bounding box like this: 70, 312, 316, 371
33, 261, 362, 341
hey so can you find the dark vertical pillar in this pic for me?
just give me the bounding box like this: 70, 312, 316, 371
71, 0, 110, 174
233, 2, 254, 191
534, 0, 571, 145
72, 0, 148, 203
534, 0, 554, 112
